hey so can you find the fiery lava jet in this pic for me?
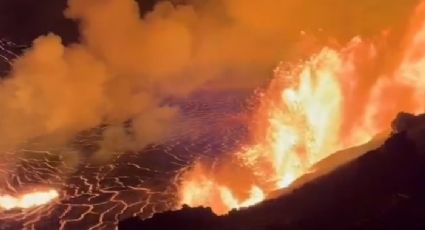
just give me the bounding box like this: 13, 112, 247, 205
179, 2, 425, 215
0, 189, 59, 210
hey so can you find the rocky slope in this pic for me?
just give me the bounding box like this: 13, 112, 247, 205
119, 113, 425, 230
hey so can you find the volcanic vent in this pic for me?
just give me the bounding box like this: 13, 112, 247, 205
120, 113, 425, 230
177, 8, 425, 214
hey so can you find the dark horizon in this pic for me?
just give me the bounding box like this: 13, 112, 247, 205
0, 0, 161, 44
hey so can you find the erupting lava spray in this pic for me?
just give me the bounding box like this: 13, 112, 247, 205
179, 2, 425, 215
0, 189, 59, 211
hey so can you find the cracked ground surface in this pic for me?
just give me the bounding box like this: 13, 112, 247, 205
0, 90, 250, 230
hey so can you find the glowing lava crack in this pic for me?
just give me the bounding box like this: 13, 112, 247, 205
0, 92, 248, 230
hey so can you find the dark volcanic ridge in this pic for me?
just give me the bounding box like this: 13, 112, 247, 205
119, 113, 425, 230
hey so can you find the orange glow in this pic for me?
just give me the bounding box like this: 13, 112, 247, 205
180, 163, 265, 215
0, 189, 59, 210
179, 2, 425, 215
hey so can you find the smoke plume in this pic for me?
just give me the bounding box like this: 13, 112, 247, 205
0, 0, 420, 159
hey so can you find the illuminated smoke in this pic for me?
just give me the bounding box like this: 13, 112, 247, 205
0, 0, 420, 154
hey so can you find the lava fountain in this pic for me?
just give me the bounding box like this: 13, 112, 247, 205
179, 1, 425, 215
0, 189, 59, 211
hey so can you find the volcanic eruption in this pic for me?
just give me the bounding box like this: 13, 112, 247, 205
178, 1, 425, 215
0, 0, 424, 229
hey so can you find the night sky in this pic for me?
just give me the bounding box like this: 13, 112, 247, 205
0, 0, 159, 44
0, 0, 419, 44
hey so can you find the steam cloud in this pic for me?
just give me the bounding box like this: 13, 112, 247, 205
0, 0, 420, 159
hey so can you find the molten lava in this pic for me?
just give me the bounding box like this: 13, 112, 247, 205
0, 189, 59, 211
179, 2, 425, 215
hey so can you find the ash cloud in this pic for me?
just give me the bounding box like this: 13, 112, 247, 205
0, 0, 420, 158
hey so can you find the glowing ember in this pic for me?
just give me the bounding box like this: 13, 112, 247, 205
0, 189, 59, 210
180, 162, 266, 215
179, 2, 425, 214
